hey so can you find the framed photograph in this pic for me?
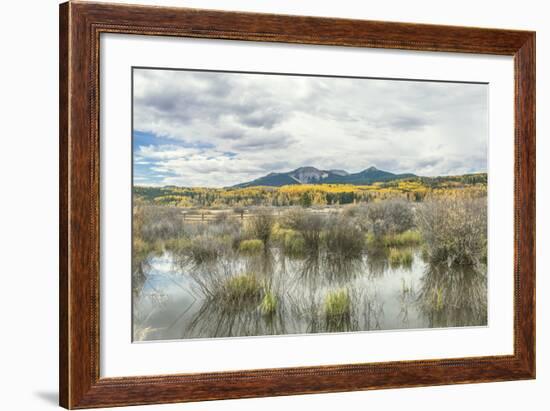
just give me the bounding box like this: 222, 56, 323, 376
59, 2, 535, 409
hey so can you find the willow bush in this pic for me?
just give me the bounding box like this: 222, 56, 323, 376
416, 197, 487, 265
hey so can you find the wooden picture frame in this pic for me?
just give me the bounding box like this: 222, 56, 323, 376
59, 1, 535, 408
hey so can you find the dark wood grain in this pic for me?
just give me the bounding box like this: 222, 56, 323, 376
514, 34, 536, 375
59, 2, 69, 407
59, 1, 536, 408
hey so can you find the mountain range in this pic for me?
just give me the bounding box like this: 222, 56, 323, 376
232, 166, 416, 188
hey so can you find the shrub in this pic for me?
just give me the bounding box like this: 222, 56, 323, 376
341, 204, 368, 219
180, 234, 232, 265
282, 209, 324, 252
136, 205, 185, 242
208, 217, 241, 237
132, 204, 170, 273
324, 215, 364, 259
247, 209, 274, 246
416, 197, 487, 265
214, 211, 231, 223
364, 200, 415, 239
239, 239, 265, 254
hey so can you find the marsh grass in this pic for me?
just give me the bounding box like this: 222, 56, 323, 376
420, 245, 430, 262
365, 232, 377, 248
283, 231, 306, 256
389, 248, 413, 268
133, 236, 163, 263
220, 274, 263, 306
271, 224, 291, 242
382, 230, 422, 247
260, 291, 278, 316
324, 289, 351, 317
272, 224, 306, 257
239, 239, 265, 254
163, 237, 191, 253
185, 235, 230, 264
161, 218, 245, 266
402, 252, 413, 267
323, 288, 353, 332
388, 248, 400, 266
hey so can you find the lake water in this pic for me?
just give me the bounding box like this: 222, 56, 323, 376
133, 248, 487, 341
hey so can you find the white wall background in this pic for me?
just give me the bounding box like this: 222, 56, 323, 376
0, 0, 546, 410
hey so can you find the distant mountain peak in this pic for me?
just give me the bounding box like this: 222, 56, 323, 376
293, 166, 318, 172
289, 166, 328, 184
232, 166, 416, 188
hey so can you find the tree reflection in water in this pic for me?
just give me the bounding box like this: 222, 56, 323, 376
416, 262, 487, 328
132, 247, 487, 341
180, 251, 387, 337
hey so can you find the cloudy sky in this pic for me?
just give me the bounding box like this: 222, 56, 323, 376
133, 68, 487, 187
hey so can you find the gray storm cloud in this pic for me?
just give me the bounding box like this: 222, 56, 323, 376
133, 68, 488, 187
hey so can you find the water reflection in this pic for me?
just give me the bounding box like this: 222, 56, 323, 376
416, 262, 487, 328
297, 252, 365, 286
133, 248, 487, 341
365, 247, 391, 278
